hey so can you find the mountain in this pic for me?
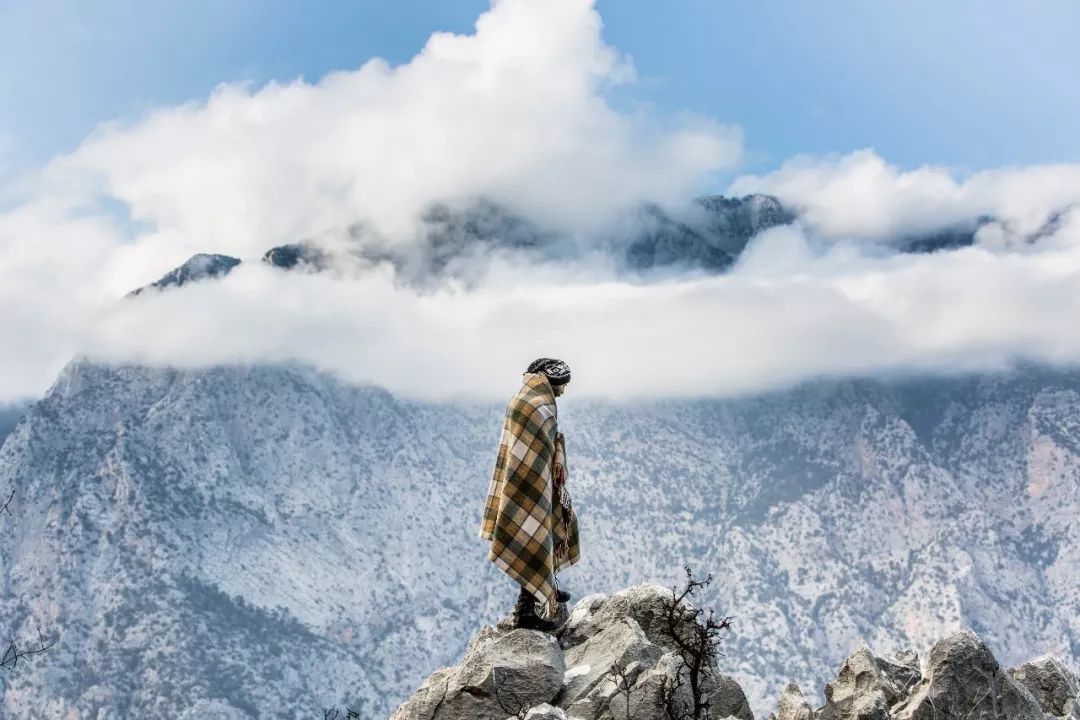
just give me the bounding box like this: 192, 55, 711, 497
125, 194, 985, 295
0, 403, 27, 448
625, 195, 797, 272
1, 360, 1078, 718
262, 242, 330, 271
127, 253, 242, 296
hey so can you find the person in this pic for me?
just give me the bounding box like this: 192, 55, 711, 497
480, 357, 580, 632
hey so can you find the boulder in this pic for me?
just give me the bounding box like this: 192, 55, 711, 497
559, 585, 685, 653
520, 703, 569, 720
391, 628, 564, 720
1007, 656, 1080, 719
393, 585, 750, 720
394, 587, 1074, 720
607, 651, 689, 720
702, 668, 756, 720
816, 646, 922, 720
767, 683, 813, 720
558, 618, 662, 717
604, 649, 752, 720
892, 629, 1044, 720
557, 593, 608, 649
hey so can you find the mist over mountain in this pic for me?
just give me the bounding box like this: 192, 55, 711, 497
125, 193, 993, 296
1, 359, 1077, 717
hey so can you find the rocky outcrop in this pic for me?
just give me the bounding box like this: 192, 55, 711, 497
770, 684, 813, 720
1008, 656, 1080, 719
390, 585, 750, 720
394, 587, 1079, 720
391, 584, 755, 720
779, 629, 1079, 720
390, 626, 565, 720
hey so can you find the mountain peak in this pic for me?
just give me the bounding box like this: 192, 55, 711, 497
127, 252, 241, 296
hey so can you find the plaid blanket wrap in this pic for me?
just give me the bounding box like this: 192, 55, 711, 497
480, 372, 580, 616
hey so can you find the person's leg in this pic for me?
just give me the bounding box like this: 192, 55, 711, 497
513, 582, 557, 632
554, 573, 570, 603
510, 581, 532, 618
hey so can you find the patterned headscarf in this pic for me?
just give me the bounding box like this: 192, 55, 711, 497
526, 358, 571, 386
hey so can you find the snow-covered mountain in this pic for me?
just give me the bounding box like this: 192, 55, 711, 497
127, 253, 242, 296
125, 193, 986, 295
1, 360, 1077, 718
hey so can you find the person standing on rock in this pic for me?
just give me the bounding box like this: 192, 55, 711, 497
480, 357, 580, 632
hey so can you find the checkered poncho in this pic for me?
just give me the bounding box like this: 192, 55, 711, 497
480, 372, 580, 616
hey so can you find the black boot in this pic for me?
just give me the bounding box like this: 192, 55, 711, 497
557, 589, 571, 603
514, 588, 557, 632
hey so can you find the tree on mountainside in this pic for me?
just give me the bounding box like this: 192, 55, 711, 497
610, 565, 733, 720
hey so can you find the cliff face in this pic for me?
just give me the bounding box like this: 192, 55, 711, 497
392, 585, 1080, 720
2, 361, 1079, 717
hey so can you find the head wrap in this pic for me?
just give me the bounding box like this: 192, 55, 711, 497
526, 358, 571, 386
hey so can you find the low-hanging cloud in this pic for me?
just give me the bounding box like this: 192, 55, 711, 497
4, 0, 1080, 404
69, 218, 1080, 402
40, 0, 740, 291
729, 149, 1080, 244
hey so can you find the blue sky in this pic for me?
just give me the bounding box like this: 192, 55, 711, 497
2, 0, 1079, 182
4, 0, 1080, 404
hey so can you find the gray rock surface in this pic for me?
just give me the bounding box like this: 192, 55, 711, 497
395, 591, 1078, 720
1007, 656, 1080, 719
764, 629, 1079, 720
391, 628, 564, 720
816, 646, 920, 720
704, 669, 756, 720
394, 584, 751, 720
768, 683, 813, 720
888, 629, 1042, 720
560, 585, 679, 653
558, 617, 662, 712
521, 703, 569, 720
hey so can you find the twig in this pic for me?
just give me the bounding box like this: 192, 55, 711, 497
1, 624, 58, 670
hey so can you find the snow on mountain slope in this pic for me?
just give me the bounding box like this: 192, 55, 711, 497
1, 361, 1077, 718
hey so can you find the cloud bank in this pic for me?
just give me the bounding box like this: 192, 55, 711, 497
43, 0, 739, 286
74, 218, 1080, 402
3, 0, 1080, 404
729, 150, 1080, 245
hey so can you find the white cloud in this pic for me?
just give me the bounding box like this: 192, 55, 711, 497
3, 1, 1080, 405
0, 0, 744, 402
729, 149, 1080, 242
39, 0, 738, 292
71, 220, 1080, 402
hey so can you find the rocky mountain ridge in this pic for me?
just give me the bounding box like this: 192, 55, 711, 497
393, 585, 1079, 720
125, 193, 987, 294
1, 360, 1078, 718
